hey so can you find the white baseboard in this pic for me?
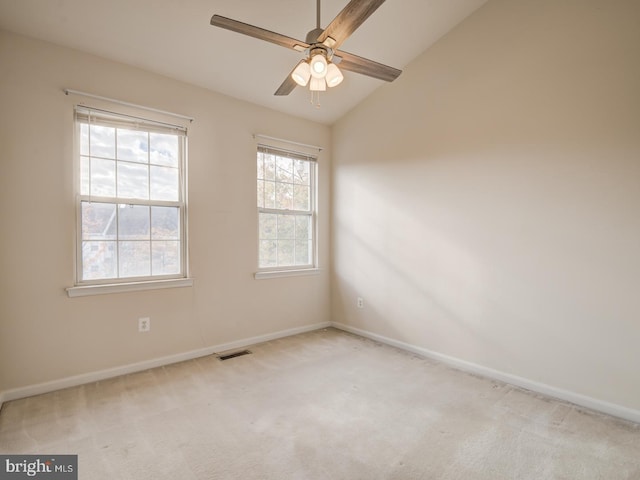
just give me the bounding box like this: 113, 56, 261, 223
331, 322, 640, 425
3, 320, 637, 425
0, 322, 331, 404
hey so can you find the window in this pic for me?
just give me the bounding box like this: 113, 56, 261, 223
75, 107, 187, 285
257, 145, 316, 271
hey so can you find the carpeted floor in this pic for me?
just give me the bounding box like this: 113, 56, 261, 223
1, 328, 638, 479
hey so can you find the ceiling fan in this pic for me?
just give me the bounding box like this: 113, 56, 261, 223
210, 0, 402, 97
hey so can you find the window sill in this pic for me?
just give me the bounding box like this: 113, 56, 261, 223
254, 268, 320, 280
66, 278, 193, 297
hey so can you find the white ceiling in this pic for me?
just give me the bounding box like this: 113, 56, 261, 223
0, 0, 486, 124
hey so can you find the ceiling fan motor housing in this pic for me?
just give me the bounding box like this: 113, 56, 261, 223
305, 27, 325, 44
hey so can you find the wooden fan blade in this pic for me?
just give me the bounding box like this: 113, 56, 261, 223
317, 0, 386, 50
211, 15, 309, 51
274, 62, 304, 96
334, 50, 401, 82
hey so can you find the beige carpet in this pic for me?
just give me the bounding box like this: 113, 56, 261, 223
1, 328, 638, 479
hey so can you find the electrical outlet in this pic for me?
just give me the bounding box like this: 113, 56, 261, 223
138, 317, 150, 332
357, 297, 364, 309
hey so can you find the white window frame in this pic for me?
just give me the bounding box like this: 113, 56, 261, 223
68, 106, 190, 295
256, 144, 318, 277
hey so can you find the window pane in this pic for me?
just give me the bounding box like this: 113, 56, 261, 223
259, 240, 277, 268
118, 205, 150, 240
259, 213, 277, 240
152, 241, 180, 275
295, 239, 311, 265
82, 241, 116, 280
263, 154, 275, 180
80, 124, 89, 156
277, 240, 295, 265
257, 155, 265, 180
257, 180, 264, 208
263, 181, 276, 209
80, 156, 90, 195
119, 241, 151, 278
118, 162, 149, 199
276, 157, 293, 183
90, 158, 116, 197
293, 160, 310, 185
117, 128, 148, 163
293, 185, 310, 211
295, 215, 311, 240
150, 133, 179, 167
89, 125, 115, 159
151, 206, 180, 240
277, 215, 295, 239
275, 182, 293, 210
81, 202, 117, 240
150, 165, 179, 201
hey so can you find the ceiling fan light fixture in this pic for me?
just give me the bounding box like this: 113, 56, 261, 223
325, 63, 344, 87
310, 52, 328, 78
310, 76, 326, 91
291, 61, 311, 86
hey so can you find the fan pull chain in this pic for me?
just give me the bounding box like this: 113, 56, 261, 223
310, 90, 321, 108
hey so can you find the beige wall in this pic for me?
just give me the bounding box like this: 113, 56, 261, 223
0, 31, 331, 393
331, 0, 640, 411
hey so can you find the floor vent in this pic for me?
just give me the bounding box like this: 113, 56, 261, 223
217, 349, 252, 361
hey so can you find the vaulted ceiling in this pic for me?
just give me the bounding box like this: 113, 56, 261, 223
0, 0, 486, 124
